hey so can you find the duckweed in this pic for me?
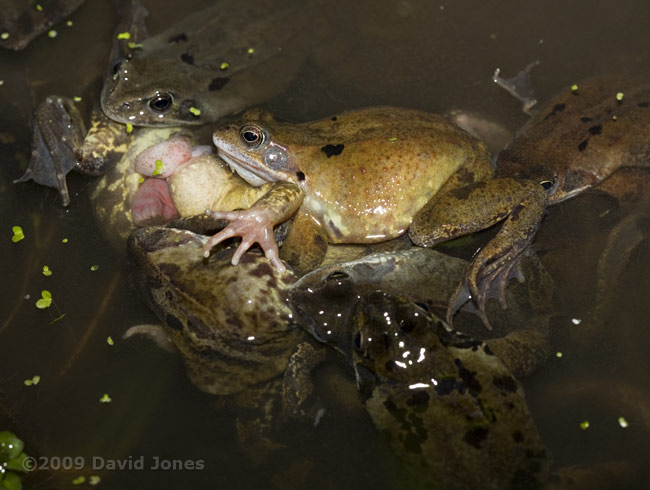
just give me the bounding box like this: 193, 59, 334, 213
35, 290, 52, 309
11, 226, 24, 243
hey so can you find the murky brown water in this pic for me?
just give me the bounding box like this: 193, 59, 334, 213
2, 0, 650, 488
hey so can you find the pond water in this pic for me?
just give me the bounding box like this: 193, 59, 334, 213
1, 0, 650, 488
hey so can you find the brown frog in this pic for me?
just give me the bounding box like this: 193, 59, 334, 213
205, 107, 548, 328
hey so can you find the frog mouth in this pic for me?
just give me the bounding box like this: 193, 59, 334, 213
212, 139, 275, 187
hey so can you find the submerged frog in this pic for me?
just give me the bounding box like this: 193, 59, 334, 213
289, 247, 555, 379
127, 226, 303, 395
101, 0, 315, 127
352, 291, 550, 490
497, 75, 650, 204
0, 0, 84, 50
206, 106, 549, 328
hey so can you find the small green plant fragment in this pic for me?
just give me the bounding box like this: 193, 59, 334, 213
89, 475, 101, 485
42, 265, 52, 277
570, 84, 578, 93
127, 42, 143, 49
66, 20, 74, 27
48, 30, 57, 38
23, 376, 40, 386
618, 416, 629, 428
116, 32, 131, 40
36, 4, 43, 11
220, 61, 229, 70
579, 420, 590, 430
73, 96, 82, 102
152, 159, 164, 176
555, 351, 563, 358
90, 264, 99, 271
388, 137, 397, 142
189, 107, 201, 116
137, 176, 144, 184
247, 48, 255, 54
616, 92, 624, 101
599, 209, 611, 218
1, 33, 9, 40
11, 226, 24, 243
106, 336, 114, 346
62, 238, 68, 243
126, 123, 133, 134
48, 313, 66, 325
71, 476, 86, 485
99, 393, 112, 403
35, 290, 52, 309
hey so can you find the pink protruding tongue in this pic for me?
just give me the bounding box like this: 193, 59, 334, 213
131, 178, 180, 226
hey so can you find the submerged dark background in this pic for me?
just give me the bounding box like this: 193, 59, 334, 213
1, 0, 650, 488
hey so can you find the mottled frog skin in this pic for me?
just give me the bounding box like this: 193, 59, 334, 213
101, 0, 313, 127
497, 75, 650, 203
127, 226, 302, 395
207, 106, 548, 328
289, 247, 554, 379
352, 291, 550, 490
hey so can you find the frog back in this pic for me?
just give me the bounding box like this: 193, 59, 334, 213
297, 107, 492, 243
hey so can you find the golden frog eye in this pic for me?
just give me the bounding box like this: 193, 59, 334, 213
240, 125, 265, 148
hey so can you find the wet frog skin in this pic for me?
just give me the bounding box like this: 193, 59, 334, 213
352, 291, 550, 490
101, 0, 313, 127
127, 226, 302, 395
206, 106, 548, 328
289, 248, 554, 379
497, 75, 650, 204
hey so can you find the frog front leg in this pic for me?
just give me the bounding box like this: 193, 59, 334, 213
203, 181, 304, 271
409, 178, 548, 329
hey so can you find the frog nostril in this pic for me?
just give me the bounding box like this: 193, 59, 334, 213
148, 93, 174, 113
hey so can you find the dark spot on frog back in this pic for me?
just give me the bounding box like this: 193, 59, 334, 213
492, 375, 518, 393
463, 426, 489, 449
588, 125, 603, 135
544, 103, 566, 120
638, 101, 650, 108
321, 144, 345, 157
209, 77, 230, 91
578, 139, 589, 152
455, 358, 482, 393
180, 53, 194, 65
165, 313, 184, 331
406, 390, 430, 407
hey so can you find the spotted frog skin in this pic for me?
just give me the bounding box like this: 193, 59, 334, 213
206, 107, 548, 328
497, 75, 650, 203
100, 0, 312, 127
352, 291, 550, 490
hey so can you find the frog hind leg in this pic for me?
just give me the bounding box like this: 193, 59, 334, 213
410, 178, 547, 330
280, 211, 329, 276
14, 96, 86, 206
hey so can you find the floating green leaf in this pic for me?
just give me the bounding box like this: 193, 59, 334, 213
126, 123, 133, 134
579, 420, 590, 430
220, 62, 229, 70
116, 32, 131, 40
11, 226, 24, 243
106, 336, 114, 346
89, 475, 101, 485
73, 96, 82, 102
189, 107, 201, 116
48, 30, 57, 38
90, 265, 99, 271
99, 393, 112, 403
71, 476, 86, 485
35, 290, 52, 309
23, 376, 40, 386
42, 265, 52, 277
48, 313, 66, 325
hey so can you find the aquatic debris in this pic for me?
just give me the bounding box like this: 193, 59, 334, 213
618, 417, 629, 428
99, 393, 112, 403
35, 290, 52, 309
72, 476, 85, 485
23, 375, 40, 386
11, 226, 24, 242
116, 32, 131, 40
189, 107, 201, 116
90, 265, 99, 271
579, 420, 590, 430
219, 62, 229, 70
106, 336, 114, 346
42, 265, 52, 277
126, 123, 133, 134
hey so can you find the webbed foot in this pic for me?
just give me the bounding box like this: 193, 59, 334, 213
492, 60, 540, 115
15, 96, 86, 206
202, 208, 285, 271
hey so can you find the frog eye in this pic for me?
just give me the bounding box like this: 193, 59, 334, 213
240, 125, 265, 148
148, 92, 174, 114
